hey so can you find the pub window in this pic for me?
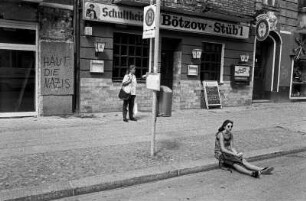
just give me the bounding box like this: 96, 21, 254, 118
113, 33, 149, 82
200, 42, 222, 82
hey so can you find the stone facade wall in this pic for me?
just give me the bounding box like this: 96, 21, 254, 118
180, 80, 202, 109
219, 82, 253, 106
80, 78, 152, 113
210, 0, 255, 16
178, 80, 253, 110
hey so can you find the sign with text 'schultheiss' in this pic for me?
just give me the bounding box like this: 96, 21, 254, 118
83, 1, 250, 39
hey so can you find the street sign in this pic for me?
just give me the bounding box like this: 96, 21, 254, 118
146, 73, 160, 91
143, 5, 156, 39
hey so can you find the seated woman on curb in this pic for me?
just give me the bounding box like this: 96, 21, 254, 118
214, 120, 274, 178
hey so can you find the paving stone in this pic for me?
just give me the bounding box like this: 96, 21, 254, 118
0, 102, 305, 194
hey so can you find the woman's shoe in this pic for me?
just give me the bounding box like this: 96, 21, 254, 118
260, 167, 274, 175
130, 118, 137, 121
123, 119, 128, 122
251, 170, 260, 178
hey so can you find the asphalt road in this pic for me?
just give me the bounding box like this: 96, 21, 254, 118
54, 151, 306, 201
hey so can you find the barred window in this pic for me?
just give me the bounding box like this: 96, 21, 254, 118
113, 33, 149, 82
200, 42, 222, 82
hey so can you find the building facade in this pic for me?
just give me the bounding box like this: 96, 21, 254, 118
0, 0, 75, 117
79, 0, 257, 113
0, 0, 304, 117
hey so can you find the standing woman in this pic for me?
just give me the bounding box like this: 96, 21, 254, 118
122, 65, 137, 122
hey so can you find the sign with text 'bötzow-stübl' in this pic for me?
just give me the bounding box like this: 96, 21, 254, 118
83, 1, 250, 39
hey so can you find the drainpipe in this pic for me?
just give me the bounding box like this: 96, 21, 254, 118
73, 0, 80, 113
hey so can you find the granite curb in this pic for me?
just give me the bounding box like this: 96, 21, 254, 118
2, 143, 306, 201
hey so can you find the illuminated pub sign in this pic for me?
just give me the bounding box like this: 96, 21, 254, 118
83, 1, 250, 39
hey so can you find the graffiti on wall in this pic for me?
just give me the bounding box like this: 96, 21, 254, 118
41, 42, 74, 95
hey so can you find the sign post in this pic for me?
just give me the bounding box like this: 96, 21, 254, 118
148, 0, 161, 156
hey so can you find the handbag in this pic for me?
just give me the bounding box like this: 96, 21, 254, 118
118, 88, 131, 100
119, 75, 132, 100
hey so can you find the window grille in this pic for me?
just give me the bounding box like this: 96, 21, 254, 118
113, 33, 149, 82
200, 42, 222, 81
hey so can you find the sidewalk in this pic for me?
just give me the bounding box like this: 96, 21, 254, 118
0, 102, 306, 200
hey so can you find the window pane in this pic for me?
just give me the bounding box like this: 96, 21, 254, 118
114, 45, 120, 55
142, 58, 148, 67
0, 50, 35, 112
114, 35, 120, 43
121, 35, 128, 44
136, 58, 141, 67
136, 70, 141, 78
128, 57, 135, 66
0, 27, 35, 45
129, 46, 135, 56
114, 57, 120, 66
121, 57, 127, 66
129, 36, 136, 44
136, 47, 141, 56
142, 47, 148, 57
121, 46, 127, 55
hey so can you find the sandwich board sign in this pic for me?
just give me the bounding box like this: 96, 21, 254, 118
203, 81, 222, 109
143, 5, 156, 39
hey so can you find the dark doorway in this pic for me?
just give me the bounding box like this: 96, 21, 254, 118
161, 38, 181, 89
253, 37, 274, 100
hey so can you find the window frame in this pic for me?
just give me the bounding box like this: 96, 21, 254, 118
200, 41, 224, 84
112, 32, 149, 83
0, 19, 38, 117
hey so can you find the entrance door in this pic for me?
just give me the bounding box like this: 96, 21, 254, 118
253, 37, 274, 100
161, 38, 180, 89
0, 21, 37, 116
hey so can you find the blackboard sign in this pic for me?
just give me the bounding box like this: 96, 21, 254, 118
203, 81, 222, 109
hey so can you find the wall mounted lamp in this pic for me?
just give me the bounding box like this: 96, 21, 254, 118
240, 54, 249, 63
192, 49, 202, 59
95, 42, 106, 53
84, 26, 92, 36
95, 42, 106, 56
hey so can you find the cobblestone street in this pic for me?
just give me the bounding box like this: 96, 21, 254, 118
0, 102, 306, 199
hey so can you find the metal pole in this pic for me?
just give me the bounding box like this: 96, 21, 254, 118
73, 0, 81, 114
148, 0, 154, 73
151, 0, 161, 156
149, 40, 153, 73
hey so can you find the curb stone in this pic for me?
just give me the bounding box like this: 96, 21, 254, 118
2, 144, 306, 201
